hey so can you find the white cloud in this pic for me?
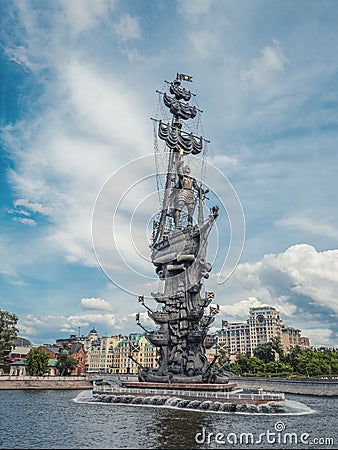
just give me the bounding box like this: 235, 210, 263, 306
60, 0, 117, 37
177, 0, 215, 23
217, 296, 297, 324
218, 244, 338, 340
209, 154, 239, 168
4, 45, 40, 72
219, 297, 266, 319
17, 311, 144, 344
14, 199, 54, 216
113, 14, 142, 42
211, 247, 338, 346
119, 46, 159, 63
13, 217, 36, 227
63, 61, 148, 146
7, 209, 30, 217
80, 297, 113, 311
18, 313, 117, 343
3, 1, 118, 74
129, 311, 154, 329
276, 215, 338, 239
12, 280, 29, 287
241, 39, 288, 94
187, 30, 219, 58
301, 328, 332, 348
4, 60, 151, 268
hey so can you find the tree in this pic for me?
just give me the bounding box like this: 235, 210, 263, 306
235, 354, 265, 376
253, 342, 275, 363
228, 361, 242, 376
25, 348, 50, 376
56, 350, 78, 376
264, 361, 293, 377
0, 310, 19, 356
283, 345, 304, 370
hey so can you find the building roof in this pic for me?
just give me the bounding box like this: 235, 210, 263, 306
40, 345, 62, 355
250, 306, 277, 313
10, 358, 57, 367
115, 333, 145, 348
10, 360, 25, 366
69, 343, 83, 354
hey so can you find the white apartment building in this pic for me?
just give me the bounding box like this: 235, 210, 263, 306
217, 306, 310, 356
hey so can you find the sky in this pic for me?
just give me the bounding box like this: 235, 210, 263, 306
1, 0, 338, 347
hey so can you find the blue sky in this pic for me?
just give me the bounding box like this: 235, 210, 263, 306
1, 0, 338, 347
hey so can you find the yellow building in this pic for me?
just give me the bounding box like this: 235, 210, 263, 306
84, 328, 101, 373
84, 330, 158, 374
111, 333, 158, 375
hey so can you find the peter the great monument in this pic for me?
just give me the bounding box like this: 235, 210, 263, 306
93, 74, 285, 411
135, 73, 228, 385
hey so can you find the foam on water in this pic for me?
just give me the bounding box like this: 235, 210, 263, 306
73, 390, 97, 404
73, 390, 316, 415
282, 399, 316, 415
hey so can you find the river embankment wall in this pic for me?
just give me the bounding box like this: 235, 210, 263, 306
1, 375, 338, 395
0, 375, 92, 390
231, 377, 338, 396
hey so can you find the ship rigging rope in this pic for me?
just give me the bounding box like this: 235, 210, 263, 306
153, 135, 170, 200
153, 88, 170, 206
192, 98, 208, 183
153, 120, 163, 205
152, 80, 209, 217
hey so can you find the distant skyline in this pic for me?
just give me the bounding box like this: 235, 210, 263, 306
1, 0, 338, 347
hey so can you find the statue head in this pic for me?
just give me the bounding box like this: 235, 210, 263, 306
183, 165, 191, 175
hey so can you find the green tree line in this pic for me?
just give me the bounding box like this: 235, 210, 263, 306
218, 339, 338, 378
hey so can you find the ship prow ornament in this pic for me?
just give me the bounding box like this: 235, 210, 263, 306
136, 73, 228, 384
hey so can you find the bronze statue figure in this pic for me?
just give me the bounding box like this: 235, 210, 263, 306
174, 164, 200, 227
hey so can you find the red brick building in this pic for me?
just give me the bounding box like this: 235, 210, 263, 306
69, 343, 86, 375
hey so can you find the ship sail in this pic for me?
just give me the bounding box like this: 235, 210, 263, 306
169, 81, 192, 101
157, 121, 204, 154
163, 93, 197, 120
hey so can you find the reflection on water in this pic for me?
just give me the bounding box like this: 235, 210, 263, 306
153, 408, 212, 449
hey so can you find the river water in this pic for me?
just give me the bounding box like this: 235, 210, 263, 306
0, 390, 336, 449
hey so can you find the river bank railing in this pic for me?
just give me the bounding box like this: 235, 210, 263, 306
0, 375, 88, 381
230, 376, 338, 384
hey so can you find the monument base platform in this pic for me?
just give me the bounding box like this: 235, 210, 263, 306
122, 381, 237, 392
92, 378, 286, 412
